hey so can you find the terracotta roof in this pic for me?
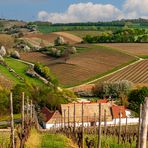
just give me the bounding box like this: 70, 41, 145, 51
61, 103, 112, 123
97, 99, 108, 103
41, 107, 55, 122
111, 106, 126, 119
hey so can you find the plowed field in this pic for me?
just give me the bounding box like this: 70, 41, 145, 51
20, 45, 135, 86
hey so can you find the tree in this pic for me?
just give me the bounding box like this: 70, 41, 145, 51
128, 86, 148, 113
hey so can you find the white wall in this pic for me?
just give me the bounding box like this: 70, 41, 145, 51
44, 118, 139, 129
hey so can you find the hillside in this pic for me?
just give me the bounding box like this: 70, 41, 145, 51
0, 58, 44, 89
20, 44, 136, 86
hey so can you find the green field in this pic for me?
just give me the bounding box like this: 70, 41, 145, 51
85, 134, 136, 148
0, 58, 44, 87
25, 128, 76, 148
0, 132, 10, 148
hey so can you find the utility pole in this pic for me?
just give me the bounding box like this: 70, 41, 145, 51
10, 92, 15, 148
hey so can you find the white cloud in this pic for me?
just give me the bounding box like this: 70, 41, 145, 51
123, 0, 148, 19
38, 1, 148, 23
38, 2, 123, 23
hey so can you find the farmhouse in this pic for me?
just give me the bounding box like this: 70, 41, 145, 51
41, 102, 139, 129
41, 107, 62, 129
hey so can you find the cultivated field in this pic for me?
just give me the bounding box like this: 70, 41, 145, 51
23, 32, 82, 47
96, 59, 148, 85
99, 43, 148, 57
65, 31, 104, 38
20, 45, 136, 86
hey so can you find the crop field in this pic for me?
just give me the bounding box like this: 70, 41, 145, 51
65, 31, 104, 38
20, 45, 136, 86
96, 59, 148, 85
99, 43, 148, 57
23, 32, 82, 47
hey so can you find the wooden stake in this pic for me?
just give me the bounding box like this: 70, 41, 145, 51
30, 100, 33, 122
81, 102, 84, 148
125, 116, 128, 139
118, 109, 121, 144
98, 103, 101, 148
137, 104, 142, 148
140, 97, 148, 148
64, 109, 66, 128
104, 109, 107, 136
73, 103, 76, 132
22, 92, 25, 131
68, 106, 70, 127
10, 92, 15, 148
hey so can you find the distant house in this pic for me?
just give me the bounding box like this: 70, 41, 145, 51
41, 107, 62, 129
61, 103, 112, 127
71, 84, 95, 96
41, 103, 139, 129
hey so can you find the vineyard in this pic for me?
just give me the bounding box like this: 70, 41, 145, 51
20, 45, 135, 86
99, 43, 148, 57
97, 59, 148, 85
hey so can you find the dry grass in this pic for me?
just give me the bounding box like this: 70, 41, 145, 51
25, 128, 41, 148
0, 34, 14, 48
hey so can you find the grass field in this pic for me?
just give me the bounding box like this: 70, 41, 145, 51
0, 58, 44, 88
0, 132, 10, 148
65, 31, 104, 38
99, 43, 148, 57
25, 128, 76, 148
85, 134, 136, 148
20, 44, 136, 87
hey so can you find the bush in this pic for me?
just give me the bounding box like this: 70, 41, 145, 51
0, 46, 6, 57
11, 50, 20, 59
34, 63, 58, 85
128, 86, 148, 113
54, 36, 65, 46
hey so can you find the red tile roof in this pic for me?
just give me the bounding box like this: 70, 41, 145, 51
41, 107, 55, 122
97, 99, 108, 103
111, 105, 126, 119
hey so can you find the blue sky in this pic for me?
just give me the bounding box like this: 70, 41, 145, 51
0, 0, 147, 22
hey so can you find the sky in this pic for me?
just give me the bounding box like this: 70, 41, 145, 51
0, 0, 148, 23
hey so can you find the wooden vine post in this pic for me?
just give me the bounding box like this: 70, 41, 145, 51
10, 92, 15, 148
98, 103, 101, 148
22, 92, 25, 132
104, 109, 107, 136
118, 109, 121, 144
73, 103, 76, 132
64, 109, 66, 128
140, 97, 148, 148
81, 102, 84, 148
68, 106, 70, 127
137, 104, 142, 148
